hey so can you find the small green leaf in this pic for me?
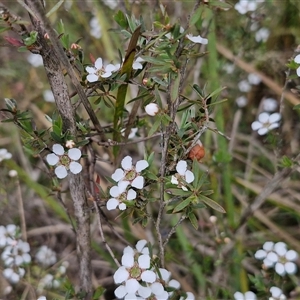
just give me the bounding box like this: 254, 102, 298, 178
280, 155, 293, 167
173, 196, 193, 213
190, 7, 203, 26
148, 117, 161, 137
188, 212, 198, 230
170, 72, 180, 102
143, 170, 158, 181
293, 104, 300, 110
198, 194, 226, 213
23, 31, 38, 46
167, 188, 192, 197
114, 10, 128, 28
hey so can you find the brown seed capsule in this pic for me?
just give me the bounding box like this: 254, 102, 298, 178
188, 144, 205, 161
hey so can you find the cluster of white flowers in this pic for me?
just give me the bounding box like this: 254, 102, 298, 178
113, 240, 195, 300
107, 156, 149, 211
0, 224, 31, 284
269, 286, 286, 300
0, 148, 12, 162
46, 143, 82, 179
86, 57, 143, 83
171, 160, 195, 191
254, 241, 298, 276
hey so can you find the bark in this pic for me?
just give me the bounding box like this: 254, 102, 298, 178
24, 0, 92, 298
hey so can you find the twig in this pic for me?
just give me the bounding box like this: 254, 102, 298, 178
163, 215, 186, 247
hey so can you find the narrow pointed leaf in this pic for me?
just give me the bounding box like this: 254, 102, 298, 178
198, 194, 226, 213
173, 196, 193, 213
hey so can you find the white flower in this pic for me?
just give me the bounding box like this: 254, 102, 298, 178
248, 73, 261, 85
0, 149, 12, 162
269, 286, 286, 300
294, 54, 300, 77
180, 292, 195, 300
238, 80, 251, 92
111, 156, 149, 190
255, 28, 270, 43
236, 96, 248, 108
46, 144, 82, 179
234, 0, 257, 14
27, 53, 43, 67
251, 112, 281, 135
255, 241, 298, 276
262, 98, 278, 112
121, 127, 138, 139
186, 34, 208, 44
35, 245, 57, 267
1, 239, 31, 267
86, 57, 117, 82
37, 297, 47, 300
89, 17, 102, 38
171, 160, 194, 191
234, 291, 257, 300
145, 103, 159, 116
106, 185, 137, 211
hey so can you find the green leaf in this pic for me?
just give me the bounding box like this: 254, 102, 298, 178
93, 286, 105, 299
190, 7, 203, 26
173, 196, 194, 213
143, 170, 158, 181
209, 0, 232, 9
280, 155, 293, 167
198, 194, 226, 213
170, 72, 180, 103
188, 212, 198, 230
293, 103, 300, 110
46, 0, 64, 17
167, 188, 192, 197
23, 31, 38, 46
147, 117, 161, 137
114, 10, 128, 29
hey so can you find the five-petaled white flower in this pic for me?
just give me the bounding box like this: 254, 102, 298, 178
186, 34, 208, 45
255, 241, 298, 276
171, 160, 195, 191
0, 148, 12, 162
251, 112, 281, 136
86, 57, 117, 82
46, 144, 82, 179
106, 185, 137, 211
112, 156, 149, 190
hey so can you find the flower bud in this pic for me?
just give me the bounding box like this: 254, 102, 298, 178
145, 103, 159, 116
188, 143, 205, 161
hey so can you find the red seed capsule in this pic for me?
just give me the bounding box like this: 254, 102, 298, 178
188, 144, 205, 161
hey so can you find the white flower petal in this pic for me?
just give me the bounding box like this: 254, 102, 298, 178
151, 282, 164, 295
127, 189, 137, 200
233, 292, 244, 300
121, 156, 133, 170
186, 34, 208, 44
105, 64, 116, 73
101, 71, 113, 78
115, 285, 127, 298
269, 113, 281, 123
107, 198, 119, 210
94, 58, 103, 69
275, 262, 286, 276
86, 66, 96, 74
158, 268, 171, 281
176, 160, 187, 175
52, 144, 64, 155
245, 291, 257, 299
145, 103, 159, 116
186, 292, 195, 300
118, 180, 130, 190
285, 261, 297, 274
132, 176, 144, 189
125, 278, 139, 293
122, 253, 134, 268
112, 169, 124, 182
55, 166, 68, 179
113, 266, 129, 283
294, 54, 300, 64
136, 240, 147, 252
138, 254, 150, 269
258, 127, 268, 136
69, 162, 82, 174
267, 252, 278, 263
119, 203, 127, 210
123, 246, 134, 255
136, 160, 149, 172
169, 279, 180, 289
110, 186, 121, 197
268, 123, 279, 130
68, 148, 81, 160
258, 112, 269, 123
263, 241, 274, 251
285, 250, 298, 261
274, 242, 287, 255
46, 153, 59, 166
254, 249, 266, 260
251, 121, 263, 131
263, 257, 275, 268
185, 170, 195, 183
171, 176, 179, 185
297, 67, 300, 77
270, 286, 282, 298
138, 285, 152, 298
87, 74, 98, 82
141, 270, 156, 283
